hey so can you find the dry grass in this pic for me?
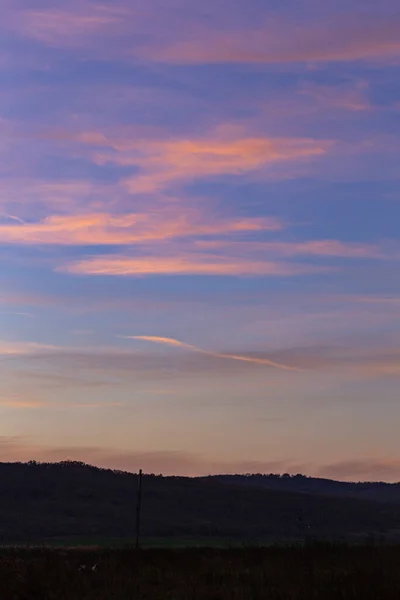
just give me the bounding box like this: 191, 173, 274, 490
0, 543, 399, 599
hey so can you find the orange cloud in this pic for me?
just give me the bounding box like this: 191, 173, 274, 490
0, 397, 125, 410
0, 397, 48, 409
73, 129, 330, 192
60, 254, 326, 277
0, 341, 59, 357
0, 211, 282, 245
0, 340, 139, 359
130, 336, 195, 349
120, 335, 301, 371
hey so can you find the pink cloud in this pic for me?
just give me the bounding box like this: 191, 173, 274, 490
195, 239, 390, 259
60, 253, 328, 277
0, 211, 282, 245
0, 397, 124, 410
146, 17, 400, 65
5, 3, 400, 66
67, 127, 330, 193
0, 340, 60, 357
0, 396, 48, 409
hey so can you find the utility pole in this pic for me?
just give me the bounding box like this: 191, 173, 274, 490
135, 469, 143, 550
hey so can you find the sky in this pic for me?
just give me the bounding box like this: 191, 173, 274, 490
1, 0, 400, 482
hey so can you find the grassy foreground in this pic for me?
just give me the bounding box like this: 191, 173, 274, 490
1, 544, 400, 599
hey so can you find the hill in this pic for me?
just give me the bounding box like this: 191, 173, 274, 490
0, 461, 400, 544
204, 474, 400, 504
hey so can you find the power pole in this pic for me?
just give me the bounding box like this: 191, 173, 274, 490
135, 468, 143, 549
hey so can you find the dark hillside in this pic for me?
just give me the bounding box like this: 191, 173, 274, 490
0, 462, 400, 544
205, 474, 400, 503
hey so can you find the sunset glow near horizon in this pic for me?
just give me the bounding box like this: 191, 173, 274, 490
1, 0, 400, 481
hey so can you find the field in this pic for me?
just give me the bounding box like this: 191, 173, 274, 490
1, 544, 400, 599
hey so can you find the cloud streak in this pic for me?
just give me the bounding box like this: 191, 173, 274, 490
0, 397, 125, 410
5, 3, 400, 66
0, 397, 48, 409
0, 212, 25, 224
195, 239, 391, 260
3, 335, 400, 386
146, 16, 400, 65
0, 211, 283, 245
60, 254, 327, 277
70, 128, 330, 193
120, 335, 301, 371
58, 235, 392, 278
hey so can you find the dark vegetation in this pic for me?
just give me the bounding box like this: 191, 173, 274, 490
2, 544, 400, 599
1, 461, 400, 544
206, 473, 400, 503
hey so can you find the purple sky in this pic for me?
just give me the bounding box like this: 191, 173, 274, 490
1, 0, 400, 481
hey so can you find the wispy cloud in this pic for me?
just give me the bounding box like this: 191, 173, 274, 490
195, 239, 390, 259
3, 334, 400, 390
0, 341, 59, 357
0, 340, 137, 359
146, 16, 400, 65
0, 212, 25, 224
60, 254, 327, 277
0, 396, 48, 409
120, 335, 301, 371
0, 397, 125, 410
70, 127, 330, 193
57, 236, 392, 278
0, 211, 283, 245
5, 3, 400, 66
